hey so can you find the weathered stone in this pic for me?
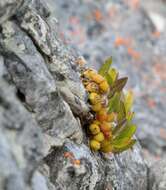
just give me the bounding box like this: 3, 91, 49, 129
0, 0, 23, 24
0, 77, 43, 189
149, 158, 166, 190
15, 3, 89, 117
0, 20, 83, 145
43, 140, 147, 190
0, 0, 150, 190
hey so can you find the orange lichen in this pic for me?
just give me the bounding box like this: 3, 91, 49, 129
127, 47, 140, 60
93, 9, 103, 22
72, 159, 81, 166
64, 152, 74, 158
114, 37, 129, 47
152, 31, 161, 38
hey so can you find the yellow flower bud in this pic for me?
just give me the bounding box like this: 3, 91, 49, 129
89, 93, 101, 105
93, 132, 105, 142
107, 112, 116, 122
89, 124, 100, 135
101, 144, 113, 153
100, 122, 112, 133
99, 80, 109, 93
90, 139, 101, 151
96, 108, 108, 122
83, 69, 96, 79
93, 120, 100, 125
91, 103, 102, 112
91, 73, 105, 84
100, 139, 111, 148
104, 131, 112, 140
85, 82, 99, 93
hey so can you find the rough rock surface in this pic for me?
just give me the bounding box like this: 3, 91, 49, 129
149, 158, 166, 190
0, 74, 46, 189
0, 0, 150, 190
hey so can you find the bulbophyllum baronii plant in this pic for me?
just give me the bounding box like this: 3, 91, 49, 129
81, 57, 137, 153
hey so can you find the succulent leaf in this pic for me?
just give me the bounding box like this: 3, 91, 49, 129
109, 77, 128, 98
112, 139, 136, 153
98, 57, 112, 77
112, 123, 137, 145
124, 90, 134, 113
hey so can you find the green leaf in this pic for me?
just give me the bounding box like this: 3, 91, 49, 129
108, 92, 121, 113
112, 123, 137, 146
105, 73, 113, 85
126, 112, 135, 122
108, 68, 118, 82
117, 100, 126, 122
112, 119, 127, 135
124, 90, 134, 113
109, 77, 128, 98
112, 139, 136, 153
98, 57, 112, 77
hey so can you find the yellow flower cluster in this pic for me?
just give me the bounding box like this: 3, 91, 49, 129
82, 69, 116, 153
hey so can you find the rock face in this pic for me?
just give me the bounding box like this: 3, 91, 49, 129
149, 158, 166, 190
0, 0, 148, 190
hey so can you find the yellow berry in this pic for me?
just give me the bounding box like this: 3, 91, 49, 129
99, 80, 109, 93
101, 144, 113, 153
91, 103, 102, 112
104, 131, 112, 140
98, 108, 108, 115
96, 108, 108, 122
89, 124, 100, 135
85, 82, 99, 93
93, 120, 100, 125
91, 73, 105, 84
100, 139, 111, 148
90, 139, 101, 151
89, 93, 101, 104
100, 122, 112, 132
83, 69, 96, 79
107, 112, 116, 122
93, 132, 105, 142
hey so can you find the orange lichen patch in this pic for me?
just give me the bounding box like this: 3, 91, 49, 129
72, 159, 81, 166
107, 6, 118, 18
153, 63, 166, 80
69, 16, 79, 25
160, 87, 166, 93
114, 37, 132, 47
93, 9, 103, 22
127, 47, 140, 60
125, 0, 140, 9
152, 31, 161, 38
64, 152, 74, 158
147, 98, 156, 108
159, 128, 166, 141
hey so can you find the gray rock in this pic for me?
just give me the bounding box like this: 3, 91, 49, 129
16, 2, 89, 117
0, 77, 43, 189
149, 158, 166, 190
0, 20, 83, 145
0, 0, 23, 24
43, 140, 147, 190
0, 0, 150, 189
